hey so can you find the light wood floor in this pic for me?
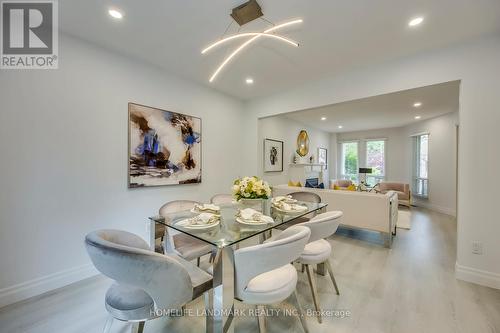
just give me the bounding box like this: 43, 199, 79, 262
1, 207, 500, 333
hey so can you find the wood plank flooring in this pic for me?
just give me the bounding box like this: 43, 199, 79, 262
1, 207, 499, 333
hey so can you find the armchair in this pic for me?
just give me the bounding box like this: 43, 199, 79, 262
379, 182, 411, 207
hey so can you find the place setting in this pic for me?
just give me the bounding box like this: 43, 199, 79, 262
174, 204, 222, 231
235, 208, 274, 226
272, 195, 309, 215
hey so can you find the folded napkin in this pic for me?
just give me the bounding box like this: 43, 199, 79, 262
193, 203, 221, 214
177, 213, 219, 227
272, 195, 297, 204
236, 208, 274, 224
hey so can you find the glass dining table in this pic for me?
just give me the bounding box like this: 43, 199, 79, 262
147, 199, 327, 333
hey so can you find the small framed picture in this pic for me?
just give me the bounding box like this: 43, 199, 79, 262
318, 147, 327, 169
264, 139, 284, 172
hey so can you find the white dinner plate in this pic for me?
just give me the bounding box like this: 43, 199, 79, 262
235, 217, 272, 226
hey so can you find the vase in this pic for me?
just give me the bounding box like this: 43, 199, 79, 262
239, 198, 270, 214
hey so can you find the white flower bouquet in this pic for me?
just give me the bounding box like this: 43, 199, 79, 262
232, 176, 272, 201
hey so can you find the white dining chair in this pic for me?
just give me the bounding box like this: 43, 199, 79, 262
296, 211, 342, 323
159, 200, 213, 266
233, 225, 311, 333
210, 193, 234, 205
85, 229, 212, 333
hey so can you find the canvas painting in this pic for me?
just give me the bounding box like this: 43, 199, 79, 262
318, 147, 327, 169
128, 103, 201, 187
264, 139, 283, 172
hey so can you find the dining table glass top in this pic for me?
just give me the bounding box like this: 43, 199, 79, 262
149, 199, 327, 248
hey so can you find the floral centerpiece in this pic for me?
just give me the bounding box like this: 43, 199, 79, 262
232, 176, 272, 201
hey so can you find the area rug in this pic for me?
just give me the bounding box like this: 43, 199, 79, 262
397, 209, 411, 229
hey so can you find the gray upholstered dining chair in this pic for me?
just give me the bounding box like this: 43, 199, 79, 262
210, 193, 234, 205
159, 200, 213, 266
85, 229, 212, 333
295, 211, 342, 323
233, 225, 311, 333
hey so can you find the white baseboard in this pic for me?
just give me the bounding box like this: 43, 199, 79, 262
0, 264, 99, 308
455, 262, 500, 290
413, 200, 456, 217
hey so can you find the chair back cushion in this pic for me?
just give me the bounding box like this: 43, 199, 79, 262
379, 182, 409, 193
298, 211, 342, 243
159, 200, 200, 216
233, 226, 310, 299
288, 191, 321, 203
210, 194, 233, 205
85, 229, 193, 309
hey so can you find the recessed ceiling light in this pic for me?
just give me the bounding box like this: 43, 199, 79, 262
413, 102, 422, 107
415, 115, 421, 120
408, 17, 424, 27
108, 9, 123, 19
321, 117, 327, 121
245, 78, 254, 84
338, 125, 343, 129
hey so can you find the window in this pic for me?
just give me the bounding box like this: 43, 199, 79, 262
341, 141, 358, 181
413, 134, 429, 197
365, 140, 385, 185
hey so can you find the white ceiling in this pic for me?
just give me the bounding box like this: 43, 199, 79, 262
60, 1, 500, 100
282, 81, 460, 133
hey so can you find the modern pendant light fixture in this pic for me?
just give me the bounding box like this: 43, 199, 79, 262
202, 0, 302, 82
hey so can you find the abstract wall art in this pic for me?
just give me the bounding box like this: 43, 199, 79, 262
263, 138, 283, 172
128, 103, 201, 187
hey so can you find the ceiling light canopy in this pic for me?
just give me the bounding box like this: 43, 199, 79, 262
408, 17, 424, 27
108, 9, 123, 19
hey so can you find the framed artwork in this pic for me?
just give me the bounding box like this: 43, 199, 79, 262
264, 138, 283, 172
128, 103, 202, 188
318, 147, 328, 169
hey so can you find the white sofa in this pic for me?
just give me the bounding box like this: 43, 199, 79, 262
273, 185, 399, 247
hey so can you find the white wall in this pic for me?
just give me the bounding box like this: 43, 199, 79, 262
244, 35, 500, 289
404, 112, 458, 216
258, 116, 330, 185
0, 35, 245, 306
336, 112, 458, 216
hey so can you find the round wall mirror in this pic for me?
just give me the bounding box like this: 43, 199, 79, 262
296, 130, 310, 157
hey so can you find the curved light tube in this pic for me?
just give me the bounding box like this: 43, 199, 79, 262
202, 33, 298, 54
209, 19, 303, 82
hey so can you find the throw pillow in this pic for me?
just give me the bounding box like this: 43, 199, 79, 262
288, 180, 302, 187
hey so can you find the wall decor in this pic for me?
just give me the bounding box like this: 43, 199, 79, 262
128, 103, 201, 187
296, 130, 310, 157
263, 138, 283, 172
318, 147, 328, 169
